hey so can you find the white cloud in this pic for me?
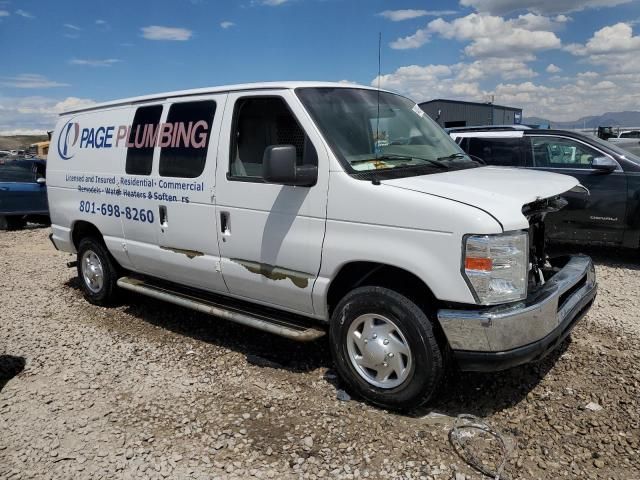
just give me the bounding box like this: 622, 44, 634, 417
511, 13, 570, 31
460, 0, 633, 15
546, 63, 562, 73
141, 26, 193, 41
0, 96, 97, 134
377, 9, 458, 21
261, 0, 290, 5
422, 13, 562, 57
0, 10, 9, 17
0, 74, 70, 89
96, 19, 107, 25
220, 21, 235, 29
372, 59, 640, 121
69, 58, 121, 67
15, 9, 34, 18
566, 23, 640, 75
373, 58, 536, 101
54, 97, 98, 113
390, 27, 430, 49
461, 58, 538, 80
567, 22, 640, 55
64, 23, 82, 31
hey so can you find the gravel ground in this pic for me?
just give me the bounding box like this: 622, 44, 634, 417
1, 227, 639, 480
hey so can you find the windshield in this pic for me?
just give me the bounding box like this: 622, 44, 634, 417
296, 88, 476, 174
589, 134, 640, 164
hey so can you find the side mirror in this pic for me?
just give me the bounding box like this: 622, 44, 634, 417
592, 156, 617, 172
263, 145, 317, 187
36, 177, 46, 185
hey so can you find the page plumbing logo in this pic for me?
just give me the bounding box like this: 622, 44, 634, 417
57, 119, 80, 160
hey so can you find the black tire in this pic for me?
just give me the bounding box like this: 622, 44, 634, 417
0, 215, 26, 231
329, 286, 443, 410
77, 237, 120, 306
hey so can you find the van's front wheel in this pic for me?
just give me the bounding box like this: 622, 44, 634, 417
77, 237, 120, 306
329, 286, 443, 410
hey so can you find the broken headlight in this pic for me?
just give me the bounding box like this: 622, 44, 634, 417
463, 231, 529, 305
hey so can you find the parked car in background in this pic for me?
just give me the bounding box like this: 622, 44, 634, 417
617, 130, 640, 139
451, 128, 640, 249
0, 158, 49, 230
608, 131, 640, 148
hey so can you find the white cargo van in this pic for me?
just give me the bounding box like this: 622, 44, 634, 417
48, 82, 597, 409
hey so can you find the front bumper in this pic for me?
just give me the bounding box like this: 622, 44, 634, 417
438, 255, 597, 372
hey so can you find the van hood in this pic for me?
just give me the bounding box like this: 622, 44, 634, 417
383, 166, 579, 231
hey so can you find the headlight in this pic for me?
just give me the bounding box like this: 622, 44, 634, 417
463, 231, 528, 305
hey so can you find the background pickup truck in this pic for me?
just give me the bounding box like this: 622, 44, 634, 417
0, 158, 49, 230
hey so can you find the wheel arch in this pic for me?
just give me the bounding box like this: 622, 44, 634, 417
71, 220, 104, 249
326, 261, 438, 318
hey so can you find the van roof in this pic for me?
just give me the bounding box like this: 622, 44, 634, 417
61, 81, 389, 115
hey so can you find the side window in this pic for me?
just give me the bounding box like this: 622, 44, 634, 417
529, 137, 602, 169
159, 101, 216, 178
125, 105, 163, 176
0, 162, 35, 182
229, 97, 317, 180
467, 137, 524, 167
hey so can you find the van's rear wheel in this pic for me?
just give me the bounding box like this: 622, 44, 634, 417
329, 286, 443, 410
77, 237, 120, 306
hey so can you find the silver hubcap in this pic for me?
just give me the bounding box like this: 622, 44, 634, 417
81, 250, 104, 293
346, 314, 413, 389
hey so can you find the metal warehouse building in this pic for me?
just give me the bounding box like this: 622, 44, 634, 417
418, 99, 523, 128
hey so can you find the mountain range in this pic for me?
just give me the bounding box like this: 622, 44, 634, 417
523, 111, 640, 129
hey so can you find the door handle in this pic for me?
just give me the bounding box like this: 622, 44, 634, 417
220, 211, 230, 235
159, 205, 168, 227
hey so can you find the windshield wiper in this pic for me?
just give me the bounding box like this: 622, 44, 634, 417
437, 152, 467, 161
437, 152, 484, 166
351, 154, 449, 170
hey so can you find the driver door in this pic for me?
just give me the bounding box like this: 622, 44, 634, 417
214, 90, 329, 314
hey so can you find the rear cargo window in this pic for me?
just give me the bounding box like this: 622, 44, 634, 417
126, 105, 163, 175
159, 101, 216, 178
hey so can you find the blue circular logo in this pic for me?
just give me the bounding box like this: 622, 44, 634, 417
57, 119, 80, 160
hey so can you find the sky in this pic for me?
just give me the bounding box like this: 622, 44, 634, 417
1, 0, 639, 134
